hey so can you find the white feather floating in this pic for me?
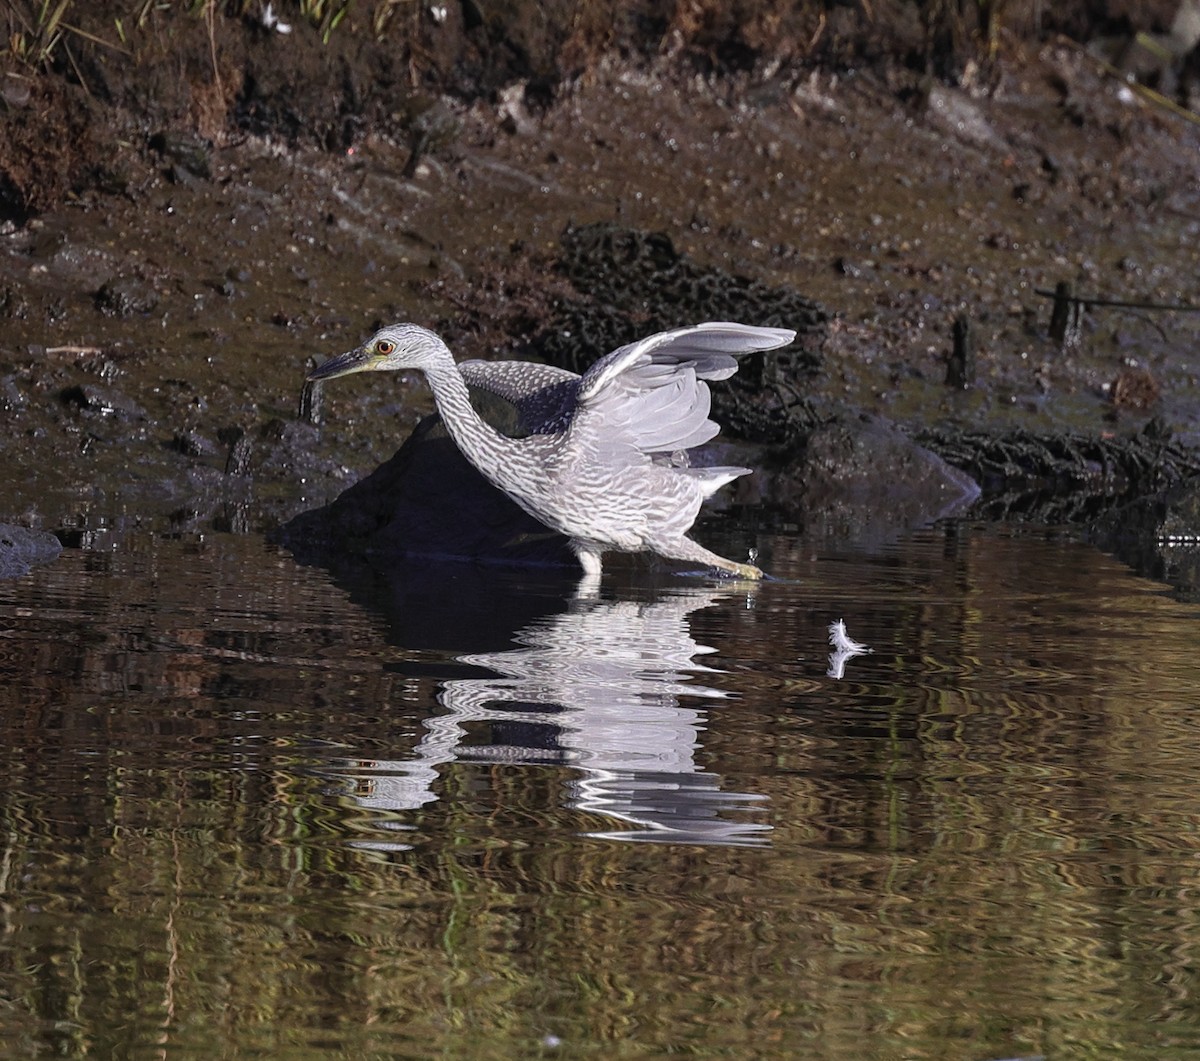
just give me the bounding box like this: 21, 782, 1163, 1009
827, 619, 871, 679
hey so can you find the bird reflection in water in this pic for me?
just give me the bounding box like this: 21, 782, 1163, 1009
336, 584, 771, 848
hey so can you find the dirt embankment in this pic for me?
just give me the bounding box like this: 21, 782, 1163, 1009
1, 1, 1187, 223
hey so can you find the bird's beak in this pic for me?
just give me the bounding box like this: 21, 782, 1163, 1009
306, 345, 381, 382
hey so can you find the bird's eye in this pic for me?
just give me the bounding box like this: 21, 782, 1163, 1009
377, 340, 395, 355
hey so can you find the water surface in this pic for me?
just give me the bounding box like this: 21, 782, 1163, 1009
2, 522, 1199, 1059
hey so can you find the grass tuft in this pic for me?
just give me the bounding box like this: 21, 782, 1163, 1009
7, 0, 73, 66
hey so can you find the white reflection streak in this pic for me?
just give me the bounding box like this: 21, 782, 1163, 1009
827, 618, 871, 680
345, 586, 772, 847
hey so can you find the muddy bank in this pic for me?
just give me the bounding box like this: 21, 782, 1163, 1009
2, 4, 1200, 574
3, 2, 1182, 226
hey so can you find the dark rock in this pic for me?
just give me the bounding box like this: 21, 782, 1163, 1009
0, 285, 30, 319
29, 227, 67, 259
0, 374, 26, 412
0, 79, 31, 108
0, 524, 62, 579
222, 427, 253, 475
59, 382, 146, 420
149, 130, 213, 180
767, 415, 981, 545
252, 418, 322, 476
171, 430, 219, 458
95, 277, 159, 318
279, 412, 575, 568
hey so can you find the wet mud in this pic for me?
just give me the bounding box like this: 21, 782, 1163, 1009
2, 6, 1200, 576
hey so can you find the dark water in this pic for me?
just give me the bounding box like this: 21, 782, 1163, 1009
2, 521, 1200, 1059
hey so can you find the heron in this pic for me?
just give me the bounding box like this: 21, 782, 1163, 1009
307, 321, 795, 580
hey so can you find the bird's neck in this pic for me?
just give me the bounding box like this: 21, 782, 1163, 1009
422, 357, 524, 485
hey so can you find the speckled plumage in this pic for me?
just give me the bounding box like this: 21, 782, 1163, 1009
307, 321, 796, 580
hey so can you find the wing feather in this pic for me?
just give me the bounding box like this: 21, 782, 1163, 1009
459, 359, 578, 401
459, 359, 580, 435
570, 322, 794, 458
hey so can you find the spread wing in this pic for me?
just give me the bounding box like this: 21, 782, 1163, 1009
569, 322, 795, 458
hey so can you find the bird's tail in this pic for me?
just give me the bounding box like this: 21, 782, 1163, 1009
683, 465, 753, 497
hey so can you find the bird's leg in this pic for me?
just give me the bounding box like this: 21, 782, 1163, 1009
571, 541, 604, 579
659, 536, 764, 580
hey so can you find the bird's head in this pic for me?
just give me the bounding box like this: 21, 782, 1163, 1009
306, 323, 446, 382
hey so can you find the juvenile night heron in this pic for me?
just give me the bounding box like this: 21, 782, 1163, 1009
307, 321, 795, 579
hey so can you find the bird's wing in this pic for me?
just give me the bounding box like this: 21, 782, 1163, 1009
459, 359, 578, 400
459, 359, 580, 434
571, 323, 795, 456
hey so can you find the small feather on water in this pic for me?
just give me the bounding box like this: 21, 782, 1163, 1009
827, 619, 871, 680
828, 619, 869, 653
